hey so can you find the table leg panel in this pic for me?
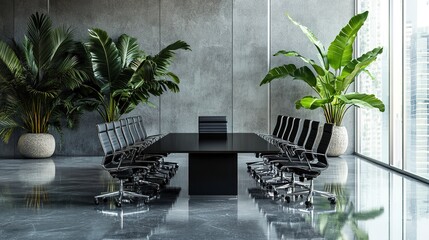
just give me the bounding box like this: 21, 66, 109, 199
188, 153, 238, 195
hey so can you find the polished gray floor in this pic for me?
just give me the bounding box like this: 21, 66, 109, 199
0, 154, 428, 240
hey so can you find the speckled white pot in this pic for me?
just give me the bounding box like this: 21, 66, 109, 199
18, 133, 55, 158
327, 126, 348, 157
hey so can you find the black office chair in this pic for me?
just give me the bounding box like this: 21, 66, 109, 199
280, 119, 312, 157
248, 115, 288, 169
198, 116, 227, 133
261, 121, 320, 187
251, 116, 300, 168
252, 117, 305, 183
257, 115, 285, 140
257, 119, 310, 187
136, 116, 166, 141
274, 123, 336, 208
94, 123, 150, 207
114, 120, 168, 190
132, 116, 178, 169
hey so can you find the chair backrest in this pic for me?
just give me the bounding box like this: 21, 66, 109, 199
316, 123, 334, 154
120, 119, 135, 146
127, 118, 140, 143
272, 115, 283, 136
287, 117, 301, 142
133, 116, 146, 141
304, 120, 320, 150
276, 116, 288, 138
198, 116, 227, 133
309, 123, 334, 167
97, 123, 113, 156
137, 116, 148, 137
114, 121, 127, 149
128, 117, 142, 141
296, 119, 311, 147
281, 116, 294, 140
106, 122, 121, 152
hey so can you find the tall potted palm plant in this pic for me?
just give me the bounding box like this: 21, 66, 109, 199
85, 28, 191, 122
261, 11, 385, 156
0, 13, 94, 158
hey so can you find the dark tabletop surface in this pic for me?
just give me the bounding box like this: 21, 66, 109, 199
142, 133, 279, 154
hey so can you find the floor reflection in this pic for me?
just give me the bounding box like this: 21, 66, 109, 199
0, 154, 428, 239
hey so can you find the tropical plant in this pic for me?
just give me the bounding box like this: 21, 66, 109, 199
260, 11, 385, 126
85, 28, 191, 122
0, 12, 95, 143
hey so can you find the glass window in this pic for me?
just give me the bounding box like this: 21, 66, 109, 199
356, 0, 390, 164
404, 0, 429, 179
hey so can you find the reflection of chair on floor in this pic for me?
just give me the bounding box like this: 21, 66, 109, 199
97, 205, 149, 229
247, 187, 323, 239
97, 187, 181, 238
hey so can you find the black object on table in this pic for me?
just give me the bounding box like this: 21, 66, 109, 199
142, 133, 279, 195
198, 116, 227, 134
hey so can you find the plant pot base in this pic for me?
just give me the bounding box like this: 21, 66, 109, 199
327, 126, 348, 157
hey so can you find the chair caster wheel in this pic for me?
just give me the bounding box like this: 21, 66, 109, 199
305, 201, 313, 208
285, 196, 291, 203
143, 198, 149, 204
328, 197, 336, 205
115, 201, 122, 208
94, 198, 99, 205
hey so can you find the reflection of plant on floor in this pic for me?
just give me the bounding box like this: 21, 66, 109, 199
98, 170, 118, 207
26, 185, 48, 209
0, 186, 11, 206
317, 183, 384, 240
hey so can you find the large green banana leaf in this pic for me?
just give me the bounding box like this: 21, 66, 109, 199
328, 11, 368, 69
287, 14, 328, 69
337, 47, 383, 92
295, 96, 332, 110
338, 93, 385, 112
274, 50, 325, 75
260, 64, 297, 85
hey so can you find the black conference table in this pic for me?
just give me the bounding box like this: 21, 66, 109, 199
142, 133, 279, 195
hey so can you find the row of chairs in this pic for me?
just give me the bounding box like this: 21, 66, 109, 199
95, 116, 177, 207
249, 115, 336, 208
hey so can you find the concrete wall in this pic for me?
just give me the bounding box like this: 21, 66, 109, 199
0, 0, 355, 157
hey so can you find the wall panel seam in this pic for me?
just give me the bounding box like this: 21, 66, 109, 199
158, 0, 162, 134
231, 0, 234, 132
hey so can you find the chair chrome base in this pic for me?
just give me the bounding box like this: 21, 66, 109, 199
94, 179, 151, 207
279, 179, 336, 208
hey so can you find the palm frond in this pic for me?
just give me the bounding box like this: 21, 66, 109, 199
0, 41, 23, 83
86, 28, 122, 85
151, 40, 190, 75
0, 115, 21, 143
26, 12, 54, 73
117, 34, 141, 68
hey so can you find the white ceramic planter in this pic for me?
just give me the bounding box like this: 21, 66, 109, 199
327, 125, 348, 157
17, 133, 56, 158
